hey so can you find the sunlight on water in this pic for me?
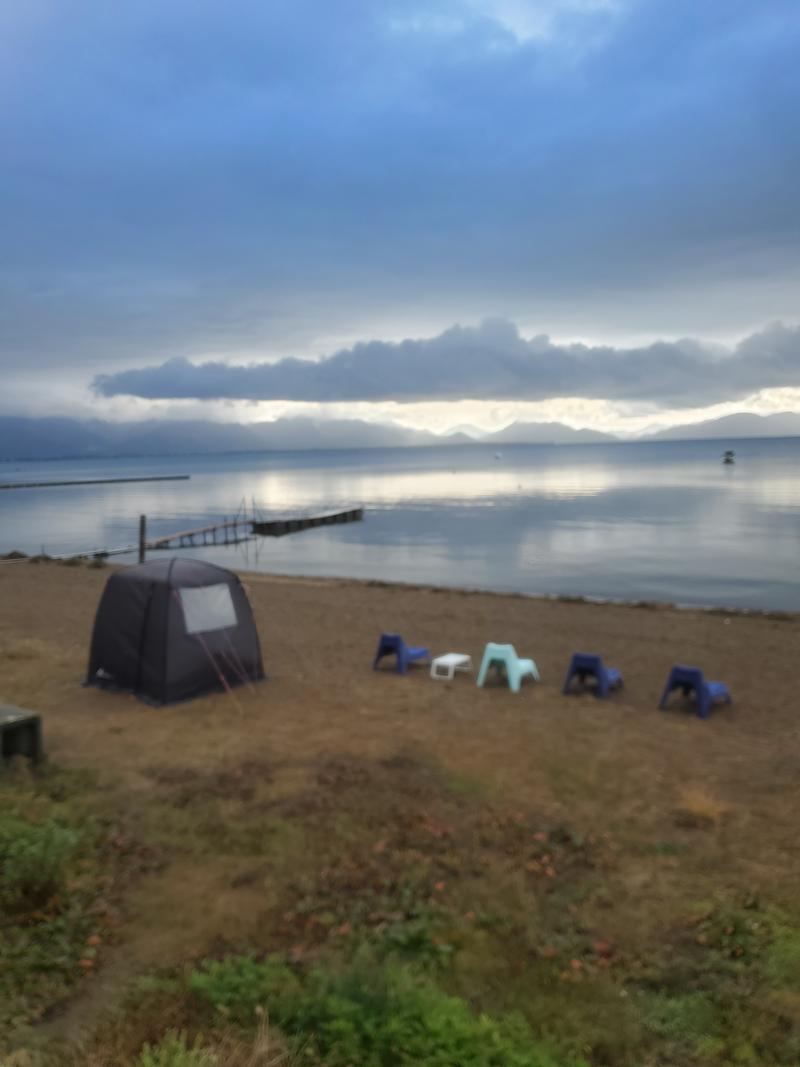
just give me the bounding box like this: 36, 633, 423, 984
1, 440, 798, 610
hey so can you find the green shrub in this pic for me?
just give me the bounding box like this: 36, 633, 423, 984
0, 770, 102, 1037
290, 966, 571, 1067
188, 955, 301, 1026
764, 929, 800, 987
189, 956, 584, 1067
645, 992, 718, 1044
0, 813, 81, 910
136, 1030, 216, 1067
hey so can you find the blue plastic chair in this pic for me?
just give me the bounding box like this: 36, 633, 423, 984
563, 653, 622, 699
372, 633, 430, 675
659, 665, 731, 719
476, 643, 539, 693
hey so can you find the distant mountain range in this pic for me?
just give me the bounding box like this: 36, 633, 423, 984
0, 411, 798, 460
644, 412, 800, 440
483, 421, 614, 445
0, 415, 467, 460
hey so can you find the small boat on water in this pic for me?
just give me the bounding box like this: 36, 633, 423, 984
723, 450, 736, 465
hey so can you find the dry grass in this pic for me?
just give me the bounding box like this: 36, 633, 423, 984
2, 562, 800, 1064
2, 638, 55, 662
75, 1016, 295, 1067
674, 786, 731, 829
207, 1015, 295, 1067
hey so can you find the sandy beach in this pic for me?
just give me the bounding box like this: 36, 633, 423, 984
2, 560, 800, 1061
3, 559, 798, 770
3, 560, 799, 869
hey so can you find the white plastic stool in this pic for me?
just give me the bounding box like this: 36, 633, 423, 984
430, 652, 473, 681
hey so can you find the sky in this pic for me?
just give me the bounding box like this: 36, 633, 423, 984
2, 0, 799, 435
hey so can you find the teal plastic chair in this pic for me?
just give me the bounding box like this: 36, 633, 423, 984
476, 643, 539, 693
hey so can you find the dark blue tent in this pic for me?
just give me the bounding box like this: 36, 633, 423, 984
86, 558, 264, 704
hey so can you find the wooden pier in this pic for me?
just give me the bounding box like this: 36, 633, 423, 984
141, 507, 364, 559
252, 507, 364, 538
146, 518, 255, 552
0, 505, 364, 565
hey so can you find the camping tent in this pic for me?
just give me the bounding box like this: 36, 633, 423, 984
86, 558, 264, 704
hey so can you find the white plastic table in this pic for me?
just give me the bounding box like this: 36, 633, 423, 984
430, 653, 473, 681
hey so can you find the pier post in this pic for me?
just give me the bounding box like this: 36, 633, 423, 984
138, 515, 147, 564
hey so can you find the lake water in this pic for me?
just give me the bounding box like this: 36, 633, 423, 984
1, 439, 798, 611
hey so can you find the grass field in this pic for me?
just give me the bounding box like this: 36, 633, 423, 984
1, 561, 799, 1065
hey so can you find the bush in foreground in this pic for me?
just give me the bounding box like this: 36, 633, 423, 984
0, 766, 106, 1037
0, 813, 80, 911
189, 955, 584, 1067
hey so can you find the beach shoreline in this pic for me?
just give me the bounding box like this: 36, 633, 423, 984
3, 552, 798, 622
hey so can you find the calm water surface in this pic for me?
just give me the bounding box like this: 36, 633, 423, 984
1, 439, 798, 611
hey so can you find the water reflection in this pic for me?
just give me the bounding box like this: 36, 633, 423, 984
1, 440, 798, 610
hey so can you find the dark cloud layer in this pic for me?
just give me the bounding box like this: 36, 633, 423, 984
1, 0, 799, 384
94, 319, 800, 408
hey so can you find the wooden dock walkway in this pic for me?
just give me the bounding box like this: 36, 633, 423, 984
0, 505, 364, 564
252, 507, 364, 538
146, 518, 254, 551
144, 507, 364, 552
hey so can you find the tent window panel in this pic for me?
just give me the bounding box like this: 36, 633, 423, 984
179, 584, 237, 634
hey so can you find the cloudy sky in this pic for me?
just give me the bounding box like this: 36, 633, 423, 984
2, 0, 799, 434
